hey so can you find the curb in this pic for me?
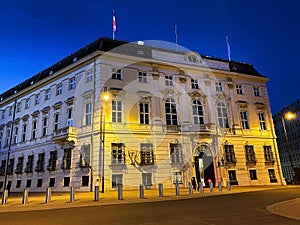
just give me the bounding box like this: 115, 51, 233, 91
266, 198, 300, 221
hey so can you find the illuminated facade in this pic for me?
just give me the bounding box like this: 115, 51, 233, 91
0, 38, 285, 192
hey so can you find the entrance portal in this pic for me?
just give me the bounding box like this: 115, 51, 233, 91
194, 145, 215, 187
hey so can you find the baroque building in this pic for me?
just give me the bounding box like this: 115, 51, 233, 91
0, 38, 285, 192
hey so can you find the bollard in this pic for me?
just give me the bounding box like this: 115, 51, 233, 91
139, 184, 144, 199
1, 189, 8, 205
175, 182, 180, 196
199, 182, 204, 194
218, 181, 222, 192
45, 187, 51, 203
188, 182, 193, 195
22, 188, 29, 204
226, 181, 231, 191
94, 186, 99, 201
70, 187, 75, 202
118, 184, 123, 200
209, 181, 213, 192
158, 183, 163, 197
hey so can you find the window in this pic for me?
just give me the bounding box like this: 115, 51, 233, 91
217, 102, 229, 128
13, 127, 18, 144
7, 158, 14, 175
0, 160, 6, 176
165, 98, 178, 125
85, 103, 92, 125
9, 106, 12, 116
16, 180, 21, 188
236, 85, 244, 95
140, 143, 154, 165
188, 55, 198, 63
112, 101, 122, 123
138, 71, 148, 83
258, 112, 267, 130
64, 177, 70, 187
42, 117, 48, 137
170, 143, 183, 164
0, 131, 2, 147
61, 149, 72, 170
245, 145, 256, 164
86, 70, 93, 83
25, 99, 30, 109
80, 145, 90, 167
32, 120, 37, 139
25, 155, 34, 173
54, 113, 60, 130
142, 173, 152, 186
268, 169, 277, 183
224, 145, 236, 164
139, 102, 149, 124
111, 67, 122, 80
1, 109, 5, 119
192, 100, 204, 124
49, 178, 55, 187
26, 179, 32, 188
45, 89, 51, 100
249, 170, 258, 180
37, 179, 43, 188
47, 151, 57, 171
240, 110, 250, 129
17, 102, 21, 112
191, 79, 199, 89
165, 75, 173, 86
111, 143, 125, 164
21, 124, 27, 142
172, 172, 183, 184
264, 146, 274, 162
69, 77, 76, 90
6, 129, 10, 146
15, 157, 24, 174
82, 176, 89, 186
67, 108, 73, 126
35, 94, 40, 105
112, 174, 123, 188
215, 82, 223, 92
35, 153, 45, 172
228, 170, 238, 185
253, 87, 262, 97
56, 83, 62, 95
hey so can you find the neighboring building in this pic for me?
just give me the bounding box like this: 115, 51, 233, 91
273, 99, 300, 184
0, 37, 285, 192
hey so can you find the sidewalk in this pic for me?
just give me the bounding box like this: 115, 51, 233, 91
0, 185, 299, 221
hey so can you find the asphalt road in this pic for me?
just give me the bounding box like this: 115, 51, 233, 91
1, 188, 300, 225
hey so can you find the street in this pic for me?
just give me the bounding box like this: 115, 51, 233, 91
1, 187, 300, 225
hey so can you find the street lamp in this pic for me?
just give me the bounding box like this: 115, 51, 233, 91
100, 88, 109, 193
281, 111, 296, 184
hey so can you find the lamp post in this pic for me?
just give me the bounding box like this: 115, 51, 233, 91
100, 89, 109, 193
281, 111, 296, 184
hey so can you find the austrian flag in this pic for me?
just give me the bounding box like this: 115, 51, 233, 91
112, 11, 116, 32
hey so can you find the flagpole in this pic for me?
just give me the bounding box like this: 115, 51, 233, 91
226, 36, 231, 61
112, 10, 116, 40
175, 25, 178, 51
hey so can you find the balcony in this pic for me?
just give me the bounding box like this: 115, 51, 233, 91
15, 165, 23, 174
52, 126, 78, 146
47, 160, 57, 172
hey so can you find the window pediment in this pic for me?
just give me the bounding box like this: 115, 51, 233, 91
188, 90, 206, 100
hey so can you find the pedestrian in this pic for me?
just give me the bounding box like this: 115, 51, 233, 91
191, 177, 197, 190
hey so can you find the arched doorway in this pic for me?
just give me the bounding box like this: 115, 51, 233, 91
194, 145, 215, 187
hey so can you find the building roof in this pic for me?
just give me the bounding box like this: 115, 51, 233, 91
0, 37, 265, 102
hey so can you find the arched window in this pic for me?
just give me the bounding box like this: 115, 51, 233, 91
192, 100, 204, 124
217, 102, 229, 128
165, 98, 178, 125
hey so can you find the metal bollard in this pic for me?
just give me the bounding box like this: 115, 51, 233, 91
199, 182, 204, 194
22, 188, 29, 204
188, 182, 193, 195
118, 184, 123, 200
139, 184, 144, 199
209, 181, 213, 192
45, 187, 51, 203
158, 183, 163, 197
218, 181, 222, 192
1, 189, 8, 205
70, 187, 75, 202
226, 181, 231, 191
94, 186, 99, 201
175, 182, 180, 196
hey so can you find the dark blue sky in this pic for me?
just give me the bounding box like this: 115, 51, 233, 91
0, 0, 299, 114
